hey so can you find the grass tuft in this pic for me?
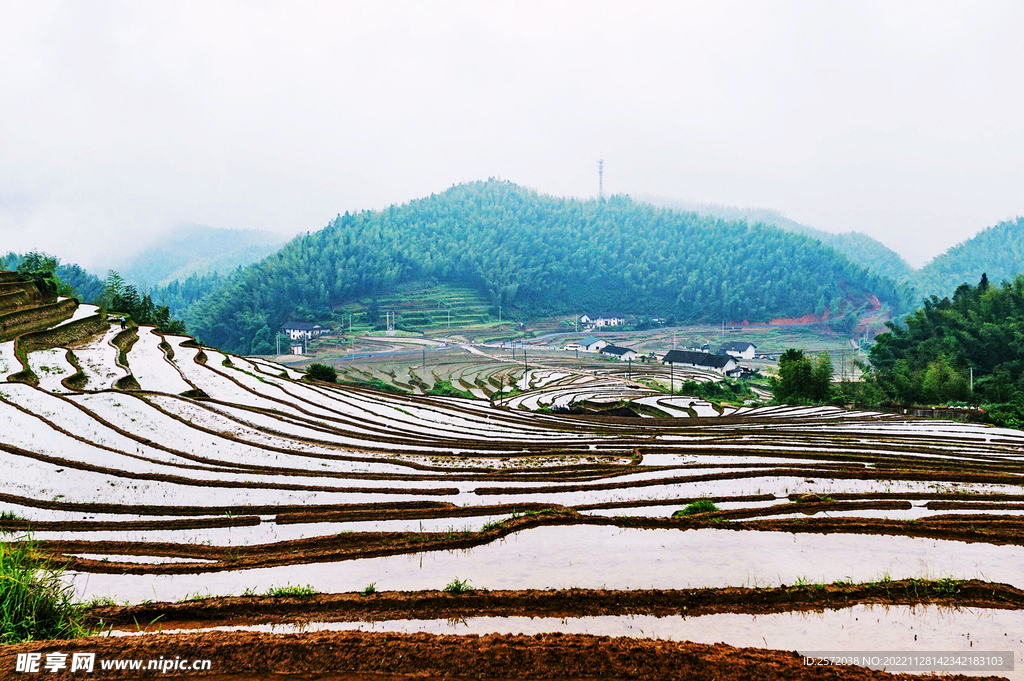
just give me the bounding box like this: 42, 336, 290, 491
442, 578, 474, 595
0, 538, 92, 643
263, 583, 316, 598
673, 499, 720, 517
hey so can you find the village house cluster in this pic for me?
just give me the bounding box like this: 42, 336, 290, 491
563, 333, 756, 378
281, 321, 330, 355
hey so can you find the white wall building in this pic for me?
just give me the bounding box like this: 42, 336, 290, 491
564, 336, 609, 353
282, 322, 328, 342
718, 341, 757, 360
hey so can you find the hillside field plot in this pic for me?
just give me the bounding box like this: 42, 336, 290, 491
3, 292, 1024, 678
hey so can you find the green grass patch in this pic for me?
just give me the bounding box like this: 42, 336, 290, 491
426, 379, 475, 399
673, 499, 721, 517
263, 583, 317, 598
442, 578, 474, 595
1, 539, 92, 643
338, 377, 409, 395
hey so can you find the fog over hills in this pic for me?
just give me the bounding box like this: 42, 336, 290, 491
107, 224, 290, 289
635, 194, 915, 284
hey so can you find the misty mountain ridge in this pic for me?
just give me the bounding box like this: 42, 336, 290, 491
111, 223, 290, 288
914, 217, 1024, 299
635, 194, 915, 284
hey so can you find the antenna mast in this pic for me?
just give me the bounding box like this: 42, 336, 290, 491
597, 158, 604, 198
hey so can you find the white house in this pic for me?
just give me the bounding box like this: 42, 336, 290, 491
579, 315, 624, 329
282, 322, 329, 342
564, 336, 609, 353
718, 341, 757, 360
662, 349, 738, 375
600, 344, 639, 361
289, 341, 305, 355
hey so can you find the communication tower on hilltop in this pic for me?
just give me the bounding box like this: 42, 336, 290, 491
598, 158, 604, 198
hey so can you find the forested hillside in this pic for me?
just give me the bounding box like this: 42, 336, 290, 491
113, 224, 289, 288
638, 195, 915, 283
184, 180, 913, 353
913, 217, 1024, 299
0, 252, 105, 302
869, 274, 1024, 427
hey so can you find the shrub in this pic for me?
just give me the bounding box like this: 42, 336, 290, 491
306, 363, 337, 383
0, 539, 91, 643
361, 583, 377, 596
442, 578, 474, 594
426, 379, 475, 399
673, 499, 720, 517
339, 378, 409, 395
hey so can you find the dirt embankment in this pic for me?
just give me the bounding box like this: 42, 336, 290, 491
85, 580, 1024, 629
35, 504, 1024, 575
0, 630, 1003, 681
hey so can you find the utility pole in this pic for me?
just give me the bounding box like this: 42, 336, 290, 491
422, 348, 426, 368
499, 305, 502, 323
276, 333, 280, 357
628, 357, 632, 381
970, 367, 974, 392
670, 362, 674, 396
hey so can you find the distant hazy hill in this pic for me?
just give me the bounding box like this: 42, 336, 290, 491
184, 180, 912, 353
914, 217, 1024, 299
115, 224, 289, 288
636, 195, 915, 284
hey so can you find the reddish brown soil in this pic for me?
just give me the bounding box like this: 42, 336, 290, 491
85, 580, 1024, 630
0, 630, 1002, 680
37, 509, 1024, 575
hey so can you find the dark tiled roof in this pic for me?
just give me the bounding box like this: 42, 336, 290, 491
719, 341, 755, 352
600, 344, 635, 356
662, 350, 735, 368
281, 321, 324, 330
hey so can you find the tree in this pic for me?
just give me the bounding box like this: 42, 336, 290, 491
100, 270, 188, 334
365, 300, 381, 328
921, 356, 970, 404
250, 325, 274, 355
810, 352, 834, 402
869, 273, 1019, 407
773, 349, 832, 403
15, 251, 74, 297
306, 363, 337, 383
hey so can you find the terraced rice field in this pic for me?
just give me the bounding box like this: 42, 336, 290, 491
2, 273, 1023, 679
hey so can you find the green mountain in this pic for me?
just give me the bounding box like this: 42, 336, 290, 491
637, 196, 915, 283
913, 217, 1024, 300
183, 180, 913, 353
114, 224, 289, 289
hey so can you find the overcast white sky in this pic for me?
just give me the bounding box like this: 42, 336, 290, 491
2, 0, 1022, 270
